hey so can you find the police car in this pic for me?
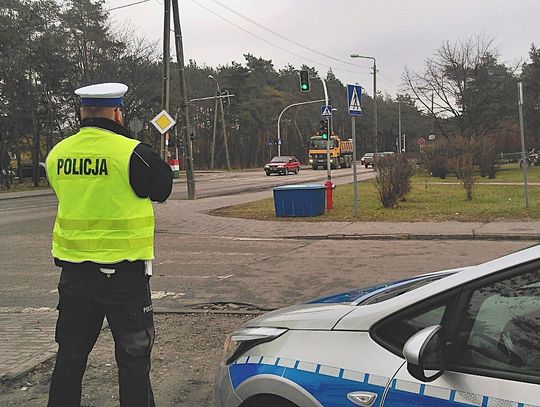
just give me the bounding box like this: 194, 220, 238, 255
215, 246, 540, 407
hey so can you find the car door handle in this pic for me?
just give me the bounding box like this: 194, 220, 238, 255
347, 391, 378, 406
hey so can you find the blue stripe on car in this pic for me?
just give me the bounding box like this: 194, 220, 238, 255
229, 357, 538, 407
230, 362, 386, 407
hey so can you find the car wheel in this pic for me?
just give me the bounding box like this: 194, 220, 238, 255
240, 395, 299, 407
266, 172, 271, 176
365, 164, 368, 168
295, 167, 299, 174
312, 165, 317, 170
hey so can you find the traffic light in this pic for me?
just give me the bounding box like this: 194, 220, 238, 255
299, 70, 310, 92
320, 119, 328, 140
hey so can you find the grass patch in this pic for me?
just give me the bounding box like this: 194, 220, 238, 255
428, 163, 540, 183
212, 165, 540, 222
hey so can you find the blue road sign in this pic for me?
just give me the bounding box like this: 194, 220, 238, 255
347, 84, 362, 116
321, 105, 332, 117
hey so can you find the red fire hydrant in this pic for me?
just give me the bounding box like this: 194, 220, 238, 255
325, 180, 335, 210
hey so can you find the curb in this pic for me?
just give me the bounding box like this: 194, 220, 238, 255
154, 307, 267, 316
0, 189, 53, 200
282, 234, 540, 242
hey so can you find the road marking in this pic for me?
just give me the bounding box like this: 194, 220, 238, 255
217, 274, 234, 280
156, 275, 211, 279
151, 291, 186, 299
219, 236, 291, 242
0, 306, 56, 313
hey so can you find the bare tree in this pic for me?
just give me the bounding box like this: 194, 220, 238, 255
403, 34, 516, 140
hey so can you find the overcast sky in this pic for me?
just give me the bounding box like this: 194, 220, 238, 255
105, 0, 539, 98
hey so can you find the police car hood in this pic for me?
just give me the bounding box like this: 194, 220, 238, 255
245, 303, 356, 330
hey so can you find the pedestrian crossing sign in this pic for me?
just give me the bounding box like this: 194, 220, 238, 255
347, 84, 362, 116
151, 110, 176, 134
321, 105, 333, 117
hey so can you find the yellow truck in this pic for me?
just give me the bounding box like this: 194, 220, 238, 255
308, 134, 353, 170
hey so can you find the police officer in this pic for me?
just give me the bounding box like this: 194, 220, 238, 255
46, 83, 172, 407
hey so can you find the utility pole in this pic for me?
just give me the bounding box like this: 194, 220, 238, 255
397, 101, 401, 152
210, 89, 218, 170
518, 82, 529, 208
219, 92, 231, 170
161, 0, 170, 160
208, 75, 231, 170
171, 0, 195, 199
373, 60, 377, 153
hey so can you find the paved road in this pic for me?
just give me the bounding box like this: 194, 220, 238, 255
169, 166, 369, 199
1, 168, 539, 382
0, 167, 369, 309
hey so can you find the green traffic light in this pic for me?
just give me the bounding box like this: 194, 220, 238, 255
301, 84, 308, 90
321, 133, 328, 140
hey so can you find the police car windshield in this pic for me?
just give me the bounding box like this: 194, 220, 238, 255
309, 271, 456, 305
359, 274, 451, 305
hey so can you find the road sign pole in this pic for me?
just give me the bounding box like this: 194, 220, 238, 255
352, 116, 358, 217
161, 0, 171, 161
347, 84, 363, 217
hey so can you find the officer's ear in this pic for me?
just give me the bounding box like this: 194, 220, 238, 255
114, 107, 123, 125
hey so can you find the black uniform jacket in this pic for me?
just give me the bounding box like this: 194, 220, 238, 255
53, 117, 173, 269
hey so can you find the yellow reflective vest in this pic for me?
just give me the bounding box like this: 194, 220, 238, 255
46, 126, 155, 263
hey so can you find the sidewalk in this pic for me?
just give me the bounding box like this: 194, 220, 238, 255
2, 184, 540, 382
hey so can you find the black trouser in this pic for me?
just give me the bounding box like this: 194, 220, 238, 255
47, 263, 155, 407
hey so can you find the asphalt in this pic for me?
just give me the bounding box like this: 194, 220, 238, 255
1, 180, 540, 382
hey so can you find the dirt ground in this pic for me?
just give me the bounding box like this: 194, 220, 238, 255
0, 313, 254, 406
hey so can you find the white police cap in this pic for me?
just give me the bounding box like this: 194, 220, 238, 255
75, 82, 128, 107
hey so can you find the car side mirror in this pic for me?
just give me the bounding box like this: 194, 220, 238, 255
403, 325, 445, 382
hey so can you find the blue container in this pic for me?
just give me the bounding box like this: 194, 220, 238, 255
273, 184, 326, 217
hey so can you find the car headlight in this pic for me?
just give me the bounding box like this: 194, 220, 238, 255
223, 327, 287, 364
264, 165, 269, 169
330, 159, 334, 163
309, 159, 313, 163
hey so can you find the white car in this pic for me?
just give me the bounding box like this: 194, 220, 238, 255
215, 246, 540, 407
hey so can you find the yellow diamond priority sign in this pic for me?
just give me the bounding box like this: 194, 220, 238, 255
151, 110, 176, 134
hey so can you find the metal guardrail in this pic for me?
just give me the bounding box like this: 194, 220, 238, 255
496, 152, 522, 164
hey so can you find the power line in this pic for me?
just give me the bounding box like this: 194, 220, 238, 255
208, 0, 368, 71
106, 0, 150, 12
190, 0, 366, 76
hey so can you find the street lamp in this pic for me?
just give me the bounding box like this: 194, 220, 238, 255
330, 107, 338, 136
208, 74, 220, 93
350, 54, 377, 153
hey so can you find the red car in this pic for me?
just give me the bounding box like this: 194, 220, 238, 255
264, 156, 301, 176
